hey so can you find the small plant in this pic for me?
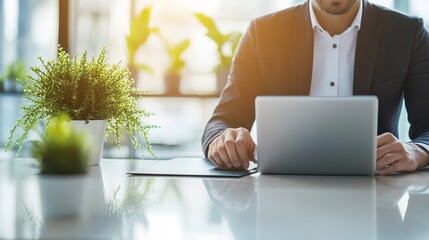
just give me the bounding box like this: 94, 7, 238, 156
0, 60, 27, 92
7, 46, 157, 157
127, 5, 157, 73
31, 114, 89, 174
156, 32, 190, 76
194, 13, 242, 72
1, 60, 27, 81
157, 33, 190, 95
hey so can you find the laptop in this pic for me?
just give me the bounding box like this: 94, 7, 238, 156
255, 96, 378, 175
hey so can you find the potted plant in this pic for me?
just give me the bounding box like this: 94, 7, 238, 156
31, 114, 89, 174
157, 32, 191, 95
194, 13, 242, 93
31, 114, 89, 220
0, 60, 27, 92
6, 46, 157, 165
127, 5, 157, 81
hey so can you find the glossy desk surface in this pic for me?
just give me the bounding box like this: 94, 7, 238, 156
1, 158, 429, 240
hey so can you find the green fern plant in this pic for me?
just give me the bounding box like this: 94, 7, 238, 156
7, 46, 157, 157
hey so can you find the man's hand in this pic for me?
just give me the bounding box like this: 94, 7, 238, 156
208, 128, 257, 169
376, 133, 429, 175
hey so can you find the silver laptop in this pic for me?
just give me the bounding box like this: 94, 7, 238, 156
255, 96, 378, 175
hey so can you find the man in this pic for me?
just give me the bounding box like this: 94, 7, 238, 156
202, 0, 429, 175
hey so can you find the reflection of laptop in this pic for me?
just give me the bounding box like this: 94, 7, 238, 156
257, 175, 376, 240
256, 96, 377, 175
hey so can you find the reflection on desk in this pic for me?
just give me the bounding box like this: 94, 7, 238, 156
1, 159, 429, 239
376, 172, 429, 240
204, 177, 257, 240
258, 176, 376, 240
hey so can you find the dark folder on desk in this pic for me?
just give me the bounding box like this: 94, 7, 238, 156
128, 158, 257, 178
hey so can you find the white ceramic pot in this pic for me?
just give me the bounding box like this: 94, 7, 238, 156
71, 120, 106, 166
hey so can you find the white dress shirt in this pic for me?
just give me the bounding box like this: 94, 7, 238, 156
309, 0, 363, 96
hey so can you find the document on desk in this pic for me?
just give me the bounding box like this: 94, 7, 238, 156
128, 158, 257, 177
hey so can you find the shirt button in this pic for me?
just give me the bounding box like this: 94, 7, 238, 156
333, 44, 337, 49
330, 82, 335, 87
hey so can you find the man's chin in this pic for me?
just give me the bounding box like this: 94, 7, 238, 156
324, 5, 352, 15
314, 0, 360, 15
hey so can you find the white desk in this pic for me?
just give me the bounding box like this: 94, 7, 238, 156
1, 158, 429, 240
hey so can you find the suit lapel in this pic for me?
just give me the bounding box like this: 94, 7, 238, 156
354, 0, 382, 95
295, 1, 314, 95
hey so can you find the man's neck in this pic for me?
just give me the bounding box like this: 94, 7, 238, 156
312, 1, 360, 36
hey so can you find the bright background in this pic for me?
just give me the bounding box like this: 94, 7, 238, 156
0, 0, 428, 159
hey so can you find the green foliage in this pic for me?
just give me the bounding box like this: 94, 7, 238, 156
7, 46, 157, 158
0, 60, 27, 84
194, 13, 242, 71
0, 60, 27, 92
127, 6, 157, 73
31, 114, 89, 174
157, 32, 191, 75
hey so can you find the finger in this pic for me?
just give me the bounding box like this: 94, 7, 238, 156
217, 142, 233, 168
208, 135, 227, 166
249, 143, 257, 163
377, 145, 392, 160
377, 161, 403, 175
377, 153, 401, 170
208, 142, 226, 167
242, 130, 256, 159
207, 146, 215, 165
389, 150, 419, 173
235, 135, 250, 169
251, 146, 257, 163
377, 133, 396, 147
224, 131, 241, 168
377, 141, 403, 160
239, 128, 257, 164
378, 156, 414, 175
237, 129, 254, 168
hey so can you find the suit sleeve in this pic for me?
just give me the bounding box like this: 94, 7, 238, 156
404, 18, 429, 152
201, 20, 265, 157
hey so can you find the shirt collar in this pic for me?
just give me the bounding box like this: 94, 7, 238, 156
309, 0, 363, 32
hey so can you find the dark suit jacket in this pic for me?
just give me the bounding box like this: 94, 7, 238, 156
202, 0, 429, 157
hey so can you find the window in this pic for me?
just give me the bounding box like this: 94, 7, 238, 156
0, 0, 58, 74
0, 0, 57, 158
1, 0, 428, 158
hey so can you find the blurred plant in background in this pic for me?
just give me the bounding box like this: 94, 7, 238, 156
194, 13, 242, 93
157, 31, 191, 94
0, 60, 27, 92
127, 6, 158, 75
